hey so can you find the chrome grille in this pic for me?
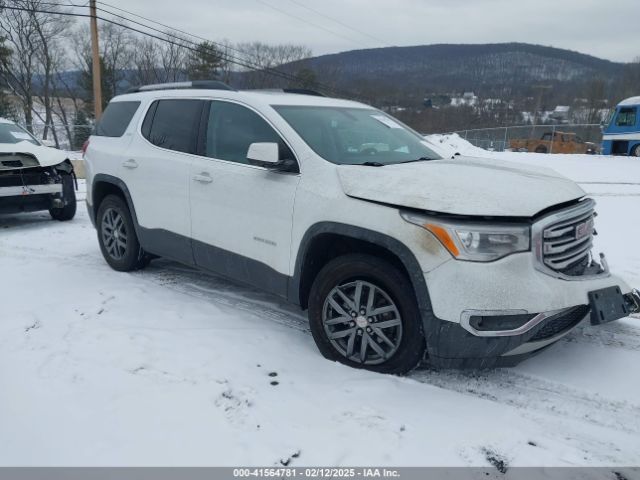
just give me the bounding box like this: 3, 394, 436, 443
533, 199, 603, 279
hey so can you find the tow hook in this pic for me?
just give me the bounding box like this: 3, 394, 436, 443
625, 289, 640, 314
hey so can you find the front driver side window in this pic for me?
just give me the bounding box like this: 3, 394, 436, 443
616, 107, 637, 127
205, 101, 296, 168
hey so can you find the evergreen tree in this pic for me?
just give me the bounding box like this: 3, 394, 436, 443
72, 109, 91, 150
186, 41, 223, 81
80, 55, 114, 118
291, 68, 317, 90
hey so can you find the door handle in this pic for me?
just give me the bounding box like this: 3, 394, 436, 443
192, 172, 213, 184
122, 159, 138, 169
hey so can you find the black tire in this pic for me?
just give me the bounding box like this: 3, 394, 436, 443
49, 173, 76, 221
308, 254, 426, 375
96, 194, 150, 272
534, 145, 548, 154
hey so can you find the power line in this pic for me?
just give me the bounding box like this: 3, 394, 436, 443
92, 5, 351, 97
253, 0, 370, 49
284, 0, 393, 47
0, 3, 357, 98
91, 0, 358, 98
95, 0, 349, 90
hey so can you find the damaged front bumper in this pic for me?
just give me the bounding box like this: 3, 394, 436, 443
423, 250, 636, 368
0, 163, 71, 215
626, 289, 640, 314
0, 184, 63, 197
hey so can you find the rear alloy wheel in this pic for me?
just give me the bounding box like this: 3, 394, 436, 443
632, 144, 640, 157
101, 208, 128, 260
96, 194, 150, 272
308, 254, 425, 374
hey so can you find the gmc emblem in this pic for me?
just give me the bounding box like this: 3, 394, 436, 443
575, 218, 594, 240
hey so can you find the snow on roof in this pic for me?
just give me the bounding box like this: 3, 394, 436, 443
0, 117, 15, 124
554, 105, 570, 112
619, 96, 640, 106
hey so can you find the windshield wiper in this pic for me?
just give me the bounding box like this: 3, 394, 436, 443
356, 161, 386, 167
397, 157, 433, 164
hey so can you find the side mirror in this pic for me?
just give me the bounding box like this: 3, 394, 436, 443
247, 142, 279, 167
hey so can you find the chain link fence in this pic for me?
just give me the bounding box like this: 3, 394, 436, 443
24, 122, 605, 155
454, 124, 603, 153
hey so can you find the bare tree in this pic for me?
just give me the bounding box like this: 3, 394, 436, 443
129, 31, 189, 85
582, 78, 606, 124
157, 31, 189, 83
621, 56, 640, 100
0, 0, 73, 143
130, 36, 160, 86
216, 39, 234, 84
72, 21, 133, 115
0, 0, 40, 131
236, 42, 312, 88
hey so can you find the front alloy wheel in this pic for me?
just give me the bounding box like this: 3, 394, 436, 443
308, 254, 426, 374
323, 280, 402, 365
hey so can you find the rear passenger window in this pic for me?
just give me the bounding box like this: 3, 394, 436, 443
95, 101, 140, 137
142, 99, 204, 154
205, 101, 295, 165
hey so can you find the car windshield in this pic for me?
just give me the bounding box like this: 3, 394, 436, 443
273, 105, 440, 165
0, 122, 40, 146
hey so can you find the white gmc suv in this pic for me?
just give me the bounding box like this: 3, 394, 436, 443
84, 81, 639, 374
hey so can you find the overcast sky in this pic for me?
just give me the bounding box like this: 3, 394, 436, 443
114, 0, 640, 62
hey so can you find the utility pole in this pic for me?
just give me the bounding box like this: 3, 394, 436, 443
89, 0, 102, 120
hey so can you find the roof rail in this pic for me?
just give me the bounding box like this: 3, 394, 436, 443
127, 80, 235, 93
283, 88, 326, 97
246, 88, 326, 97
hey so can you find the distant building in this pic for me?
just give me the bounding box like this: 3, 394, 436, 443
551, 105, 571, 123
450, 91, 477, 107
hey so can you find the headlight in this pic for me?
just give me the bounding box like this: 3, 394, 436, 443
400, 212, 530, 262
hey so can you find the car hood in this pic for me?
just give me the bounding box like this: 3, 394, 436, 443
337, 156, 586, 217
0, 141, 67, 170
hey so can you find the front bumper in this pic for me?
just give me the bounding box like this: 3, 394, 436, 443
422, 251, 633, 368
0, 184, 64, 215
0, 184, 62, 197
424, 251, 631, 323
426, 305, 592, 368
0, 163, 70, 215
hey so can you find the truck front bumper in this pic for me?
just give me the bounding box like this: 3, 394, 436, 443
422, 252, 633, 368
0, 184, 64, 215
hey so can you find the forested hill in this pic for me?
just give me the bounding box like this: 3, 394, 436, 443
286, 43, 625, 98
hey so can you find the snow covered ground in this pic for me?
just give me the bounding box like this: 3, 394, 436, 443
1, 144, 639, 470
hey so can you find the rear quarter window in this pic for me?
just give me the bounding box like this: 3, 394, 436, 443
95, 101, 141, 137
141, 99, 204, 154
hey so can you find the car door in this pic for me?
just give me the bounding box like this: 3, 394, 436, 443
123, 98, 205, 264
189, 100, 301, 297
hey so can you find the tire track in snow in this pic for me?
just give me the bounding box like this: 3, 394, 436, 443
564, 322, 640, 352
410, 367, 640, 435
3, 243, 640, 351
5, 241, 640, 437
140, 261, 640, 436
139, 261, 310, 334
